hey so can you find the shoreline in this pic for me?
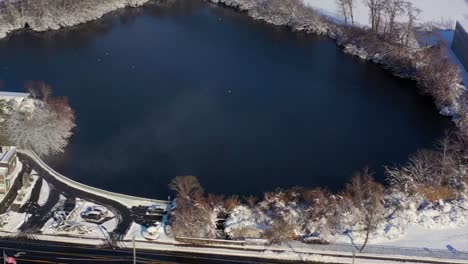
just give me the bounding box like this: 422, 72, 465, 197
1, 149, 465, 264
0, 2, 467, 262
0, 0, 465, 116
0, 0, 151, 39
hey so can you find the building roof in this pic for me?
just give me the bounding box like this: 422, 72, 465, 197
0, 92, 30, 99
0, 147, 16, 164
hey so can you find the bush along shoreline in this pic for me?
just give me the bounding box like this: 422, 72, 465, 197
209, 0, 467, 117
0, 0, 150, 38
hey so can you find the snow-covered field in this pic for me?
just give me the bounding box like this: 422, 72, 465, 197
303, 0, 468, 29
14, 172, 38, 208
0, 212, 28, 232
375, 222, 468, 252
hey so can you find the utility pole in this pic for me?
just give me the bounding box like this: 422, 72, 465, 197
133, 233, 136, 264
3, 250, 6, 264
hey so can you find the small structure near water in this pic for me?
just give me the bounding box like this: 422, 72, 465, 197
452, 21, 468, 70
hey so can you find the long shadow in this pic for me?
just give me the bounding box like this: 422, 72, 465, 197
18, 153, 133, 243
18, 177, 42, 213
19, 179, 61, 234
0, 163, 31, 214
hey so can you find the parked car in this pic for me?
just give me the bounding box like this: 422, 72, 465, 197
146, 204, 167, 215
81, 206, 109, 223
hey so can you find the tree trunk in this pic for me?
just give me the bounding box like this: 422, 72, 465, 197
359, 224, 371, 252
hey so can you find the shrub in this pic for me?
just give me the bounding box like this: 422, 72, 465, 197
414, 184, 458, 202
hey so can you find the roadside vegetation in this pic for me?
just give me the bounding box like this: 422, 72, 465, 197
168, 131, 467, 250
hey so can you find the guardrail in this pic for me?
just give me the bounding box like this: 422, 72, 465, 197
304, 242, 468, 261
175, 236, 245, 246
17, 149, 169, 208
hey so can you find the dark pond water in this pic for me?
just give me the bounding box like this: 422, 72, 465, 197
0, 0, 449, 199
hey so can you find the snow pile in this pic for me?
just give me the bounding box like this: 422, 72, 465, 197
37, 179, 50, 207
336, 194, 468, 246
224, 190, 468, 250
225, 206, 263, 238
0, 211, 29, 232
14, 173, 38, 208
125, 221, 172, 242
141, 224, 164, 240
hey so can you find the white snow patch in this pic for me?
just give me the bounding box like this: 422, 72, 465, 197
0, 211, 29, 232
37, 179, 50, 207
13, 172, 38, 208
374, 222, 468, 252
125, 222, 172, 242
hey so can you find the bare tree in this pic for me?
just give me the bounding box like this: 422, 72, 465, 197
168, 175, 204, 200
262, 218, 297, 245
337, 0, 355, 26
170, 197, 216, 238
383, 0, 405, 41
346, 0, 355, 26
337, 0, 350, 25
403, 2, 421, 46
416, 47, 464, 108
4, 85, 75, 156
364, 0, 386, 33
0, 99, 14, 145
344, 168, 385, 252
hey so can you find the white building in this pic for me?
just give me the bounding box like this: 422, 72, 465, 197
0, 91, 30, 106
0, 146, 18, 195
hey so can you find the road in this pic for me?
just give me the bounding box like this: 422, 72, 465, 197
18, 153, 133, 242
0, 238, 322, 264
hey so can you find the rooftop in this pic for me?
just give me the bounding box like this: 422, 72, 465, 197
0, 91, 30, 98
0, 147, 16, 164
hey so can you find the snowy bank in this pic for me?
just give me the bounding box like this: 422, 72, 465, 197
19, 149, 168, 209
302, 0, 468, 29
0, 0, 151, 39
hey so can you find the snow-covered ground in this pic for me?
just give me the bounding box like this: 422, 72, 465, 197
0, 212, 28, 232
303, 0, 468, 29
41, 199, 117, 238
125, 222, 172, 242
14, 172, 38, 208
375, 222, 468, 252
37, 179, 50, 207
